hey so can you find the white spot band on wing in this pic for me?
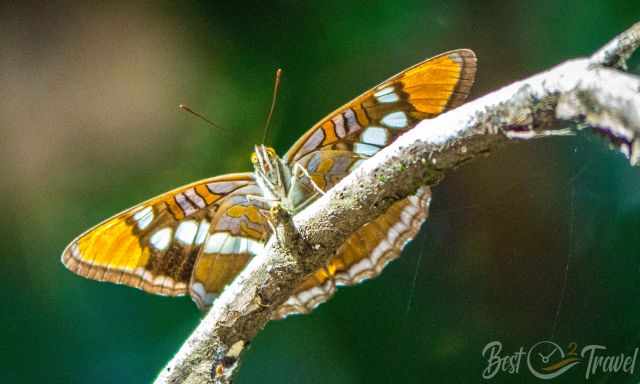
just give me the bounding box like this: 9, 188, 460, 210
381, 111, 408, 128
150, 227, 173, 251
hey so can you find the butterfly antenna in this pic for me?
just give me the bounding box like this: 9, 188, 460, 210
179, 104, 227, 132
262, 68, 283, 145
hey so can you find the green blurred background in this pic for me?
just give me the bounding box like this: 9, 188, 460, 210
1, 1, 640, 383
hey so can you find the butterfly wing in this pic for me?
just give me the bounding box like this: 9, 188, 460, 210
275, 49, 476, 317
61, 173, 270, 304
284, 49, 476, 164
274, 187, 431, 318
188, 187, 271, 309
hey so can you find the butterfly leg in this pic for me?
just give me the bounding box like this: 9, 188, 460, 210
291, 163, 326, 196
246, 194, 278, 207
251, 204, 281, 245
245, 194, 284, 242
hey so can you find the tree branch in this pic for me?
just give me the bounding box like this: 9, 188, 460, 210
154, 21, 640, 384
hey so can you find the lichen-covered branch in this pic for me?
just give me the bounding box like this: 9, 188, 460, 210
154, 21, 640, 384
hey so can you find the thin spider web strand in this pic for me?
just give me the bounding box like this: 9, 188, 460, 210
405, 229, 427, 318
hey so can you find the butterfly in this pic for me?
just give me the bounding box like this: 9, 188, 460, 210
61, 49, 477, 318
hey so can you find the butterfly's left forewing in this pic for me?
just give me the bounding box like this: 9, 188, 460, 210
61, 173, 270, 304
284, 49, 476, 163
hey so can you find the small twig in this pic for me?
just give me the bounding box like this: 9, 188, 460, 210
591, 21, 640, 69
155, 21, 640, 384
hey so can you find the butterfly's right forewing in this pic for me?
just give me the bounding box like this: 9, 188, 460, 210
61, 172, 271, 308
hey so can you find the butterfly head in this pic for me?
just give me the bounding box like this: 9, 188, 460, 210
251, 144, 290, 202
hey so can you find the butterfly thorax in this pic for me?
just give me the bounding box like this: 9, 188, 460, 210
251, 145, 294, 209
251, 144, 325, 214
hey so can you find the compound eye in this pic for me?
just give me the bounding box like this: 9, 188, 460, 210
265, 147, 277, 158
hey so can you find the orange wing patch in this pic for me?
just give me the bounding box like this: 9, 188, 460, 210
400, 50, 476, 113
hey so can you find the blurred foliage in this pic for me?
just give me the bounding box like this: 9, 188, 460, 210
1, 1, 639, 383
